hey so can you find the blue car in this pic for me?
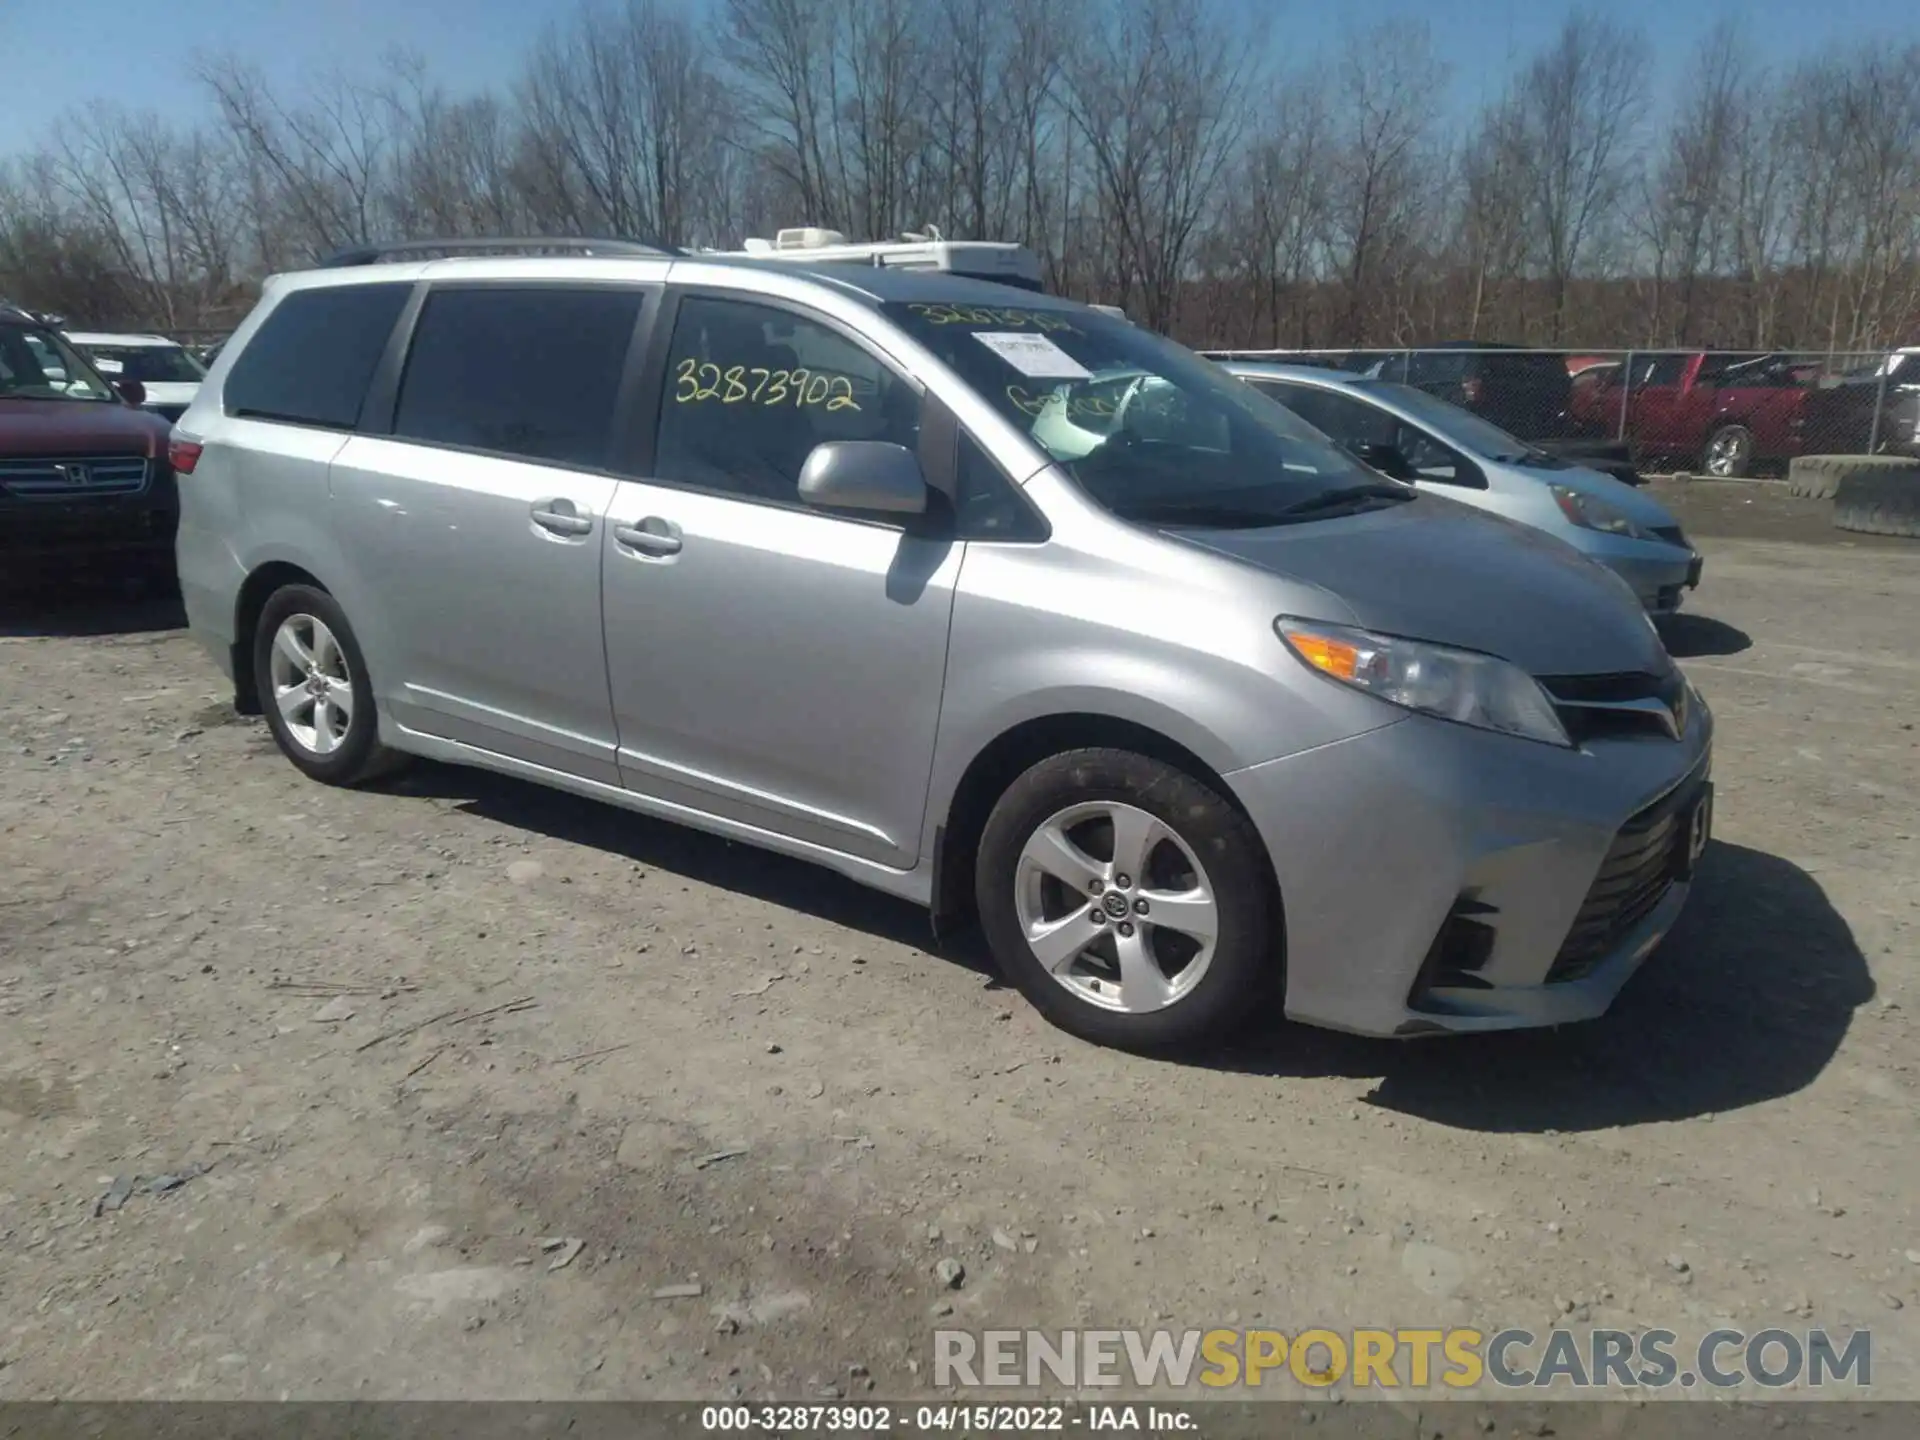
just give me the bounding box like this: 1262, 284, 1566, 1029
1221, 361, 1703, 613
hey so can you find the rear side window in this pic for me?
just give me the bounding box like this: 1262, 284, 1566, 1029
224, 283, 409, 429
393, 286, 645, 468
1407, 352, 1468, 383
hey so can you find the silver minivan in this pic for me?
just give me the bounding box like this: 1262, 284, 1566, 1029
172, 243, 1713, 1051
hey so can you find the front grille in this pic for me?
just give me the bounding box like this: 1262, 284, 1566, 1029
1650, 524, 1687, 547
1547, 774, 1701, 983
1539, 668, 1689, 744
0, 455, 151, 499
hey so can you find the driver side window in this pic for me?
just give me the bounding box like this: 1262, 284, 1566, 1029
1258, 382, 1475, 487
1256, 383, 1391, 447
653, 295, 921, 505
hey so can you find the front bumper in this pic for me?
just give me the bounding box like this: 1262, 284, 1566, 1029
1, 499, 178, 570
1584, 536, 1700, 614
1226, 703, 1713, 1038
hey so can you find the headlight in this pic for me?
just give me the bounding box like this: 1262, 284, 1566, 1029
1549, 483, 1652, 539
1276, 618, 1571, 747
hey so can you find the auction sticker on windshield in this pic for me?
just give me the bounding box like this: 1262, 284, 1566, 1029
973, 332, 1091, 380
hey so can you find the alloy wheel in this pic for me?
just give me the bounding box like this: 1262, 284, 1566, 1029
267, 612, 355, 756
1705, 429, 1750, 478
1012, 800, 1220, 1013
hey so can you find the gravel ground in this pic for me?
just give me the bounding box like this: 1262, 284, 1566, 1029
2, 478, 1916, 1410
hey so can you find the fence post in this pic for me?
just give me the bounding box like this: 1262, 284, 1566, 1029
1617, 350, 1633, 443
1866, 358, 1891, 455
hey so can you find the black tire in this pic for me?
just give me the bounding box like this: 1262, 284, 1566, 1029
974, 748, 1278, 1051
252, 583, 407, 786
1832, 468, 1920, 538
1701, 424, 1754, 479
1790, 453, 1915, 500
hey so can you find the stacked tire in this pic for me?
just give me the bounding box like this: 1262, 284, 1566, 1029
1786, 455, 1920, 539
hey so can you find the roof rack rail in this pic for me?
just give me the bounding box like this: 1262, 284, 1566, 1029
316, 236, 681, 268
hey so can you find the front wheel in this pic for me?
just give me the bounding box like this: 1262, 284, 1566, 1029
974, 748, 1278, 1051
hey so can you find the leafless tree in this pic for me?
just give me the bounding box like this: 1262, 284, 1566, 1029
517, 1, 737, 247
3, 0, 1917, 351
1221, 83, 1330, 347
1642, 19, 1748, 344
1451, 95, 1532, 339
1509, 9, 1648, 340
721, 0, 842, 227
1061, 0, 1258, 330
1323, 21, 1443, 341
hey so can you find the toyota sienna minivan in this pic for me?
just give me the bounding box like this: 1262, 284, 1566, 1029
173, 240, 1714, 1051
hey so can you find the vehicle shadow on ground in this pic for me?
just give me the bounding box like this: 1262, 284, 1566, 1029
1203, 839, 1873, 1132
385, 766, 1870, 1131
1657, 612, 1752, 658
392, 762, 991, 969
0, 580, 185, 639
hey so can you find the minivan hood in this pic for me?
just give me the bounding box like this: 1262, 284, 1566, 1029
1167, 494, 1669, 678
0, 398, 171, 456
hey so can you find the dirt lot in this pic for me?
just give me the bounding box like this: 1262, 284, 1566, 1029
2, 478, 1917, 1408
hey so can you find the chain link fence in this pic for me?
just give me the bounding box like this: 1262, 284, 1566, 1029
1202, 347, 1920, 478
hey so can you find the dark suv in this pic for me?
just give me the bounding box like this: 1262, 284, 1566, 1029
1362, 343, 1642, 484
1, 303, 179, 586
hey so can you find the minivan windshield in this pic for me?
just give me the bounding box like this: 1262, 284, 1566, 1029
883, 301, 1404, 527
1355, 379, 1551, 465
0, 324, 116, 401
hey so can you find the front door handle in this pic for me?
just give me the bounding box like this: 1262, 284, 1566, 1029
613, 517, 683, 557
531, 498, 594, 537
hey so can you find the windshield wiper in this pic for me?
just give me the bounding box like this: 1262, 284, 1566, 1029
1129, 502, 1292, 529
1274, 482, 1414, 518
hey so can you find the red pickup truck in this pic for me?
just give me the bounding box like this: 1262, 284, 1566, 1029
1570, 351, 1815, 477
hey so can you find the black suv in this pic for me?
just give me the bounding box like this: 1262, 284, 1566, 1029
1359, 342, 1642, 485
1, 302, 179, 586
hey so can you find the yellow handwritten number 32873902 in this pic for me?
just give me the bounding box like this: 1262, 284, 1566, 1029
674, 358, 861, 412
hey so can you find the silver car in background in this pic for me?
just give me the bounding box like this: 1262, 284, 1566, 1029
1222, 361, 1705, 614
174, 246, 1712, 1052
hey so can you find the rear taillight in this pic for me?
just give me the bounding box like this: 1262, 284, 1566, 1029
1461, 376, 1483, 405
169, 438, 203, 474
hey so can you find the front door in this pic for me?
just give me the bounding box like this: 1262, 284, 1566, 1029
600, 293, 958, 869
1626, 353, 1692, 453
329, 283, 649, 783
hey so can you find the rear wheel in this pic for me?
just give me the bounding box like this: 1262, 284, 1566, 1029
1701, 424, 1754, 479
252, 583, 406, 786
975, 748, 1277, 1051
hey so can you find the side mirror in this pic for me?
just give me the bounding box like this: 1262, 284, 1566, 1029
797, 440, 928, 515
1350, 440, 1414, 481
114, 377, 147, 408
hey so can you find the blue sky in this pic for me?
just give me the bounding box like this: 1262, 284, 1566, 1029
1, 0, 1912, 159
